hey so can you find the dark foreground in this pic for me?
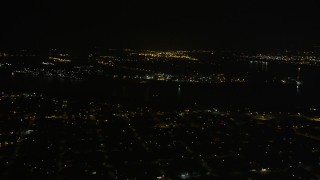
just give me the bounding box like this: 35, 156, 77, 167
0, 92, 319, 179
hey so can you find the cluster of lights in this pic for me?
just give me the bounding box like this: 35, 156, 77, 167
242, 53, 320, 66
134, 51, 198, 61
115, 73, 229, 83
0, 52, 9, 57
97, 60, 114, 66
49, 57, 71, 63
12, 67, 86, 80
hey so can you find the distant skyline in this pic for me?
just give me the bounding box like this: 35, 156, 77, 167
0, 1, 320, 50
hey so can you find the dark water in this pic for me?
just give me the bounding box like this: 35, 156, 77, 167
1, 59, 320, 110
1, 76, 319, 111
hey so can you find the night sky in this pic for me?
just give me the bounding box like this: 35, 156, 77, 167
0, 0, 320, 50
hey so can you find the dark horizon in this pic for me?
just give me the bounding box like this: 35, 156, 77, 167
1, 1, 320, 50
